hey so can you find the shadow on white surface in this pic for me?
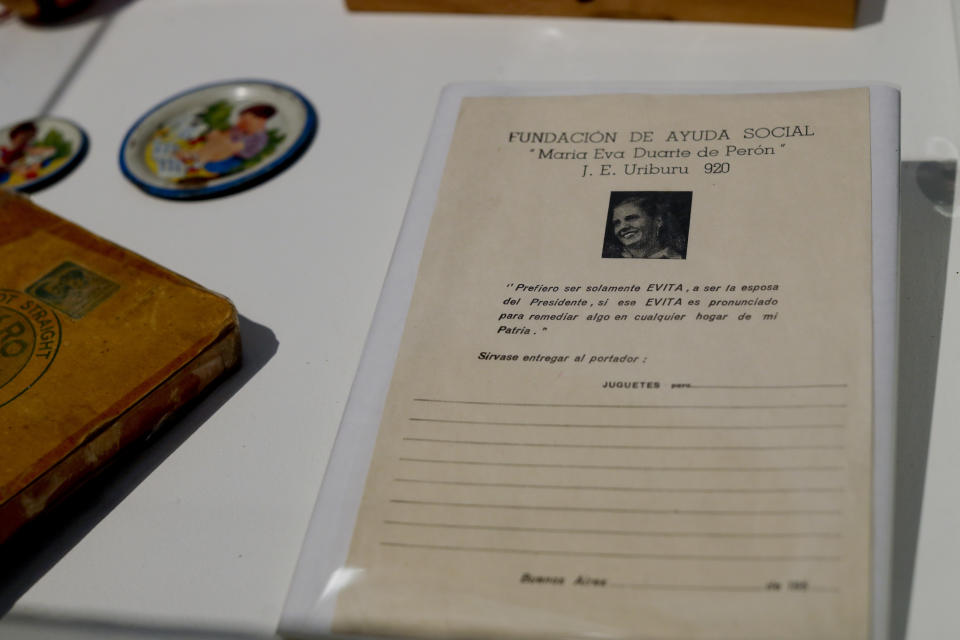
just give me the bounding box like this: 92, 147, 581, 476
13, 0, 142, 117
857, 0, 888, 27
0, 315, 279, 617
2, 611, 274, 639
891, 161, 954, 639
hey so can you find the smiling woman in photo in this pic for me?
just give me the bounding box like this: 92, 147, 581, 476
601, 191, 691, 259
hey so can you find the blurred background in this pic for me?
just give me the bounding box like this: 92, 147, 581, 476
0, 1, 958, 638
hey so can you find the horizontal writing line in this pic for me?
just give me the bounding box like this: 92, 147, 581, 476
398, 458, 844, 472
403, 437, 843, 451
608, 583, 763, 593
414, 398, 846, 409
380, 541, 841, 562
390, 499, 842, 516
395, 478, 843, 494
688, 384, 848, 390
410, 418, 843, 430
607, 582, 840, 594
383, 520, 842, 539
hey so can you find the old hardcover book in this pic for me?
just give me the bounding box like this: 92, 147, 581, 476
0, 191, 240, 543
282, 84, 899, 639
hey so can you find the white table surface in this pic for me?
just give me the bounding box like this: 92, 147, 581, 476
1, 1, 959, 638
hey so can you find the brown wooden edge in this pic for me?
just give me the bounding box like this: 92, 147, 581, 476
0, 320, 241, 544
344, 0, 859, 28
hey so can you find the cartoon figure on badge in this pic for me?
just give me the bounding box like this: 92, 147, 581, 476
0, 120, 76, 189
145, 100, 286, 184
120, 80, 316, 199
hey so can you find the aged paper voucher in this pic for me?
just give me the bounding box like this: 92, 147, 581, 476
333, 90, 873, 639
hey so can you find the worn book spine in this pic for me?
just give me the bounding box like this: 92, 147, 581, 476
0, 325, 240, 543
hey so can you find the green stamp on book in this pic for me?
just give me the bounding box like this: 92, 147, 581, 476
27, 261, 119, 319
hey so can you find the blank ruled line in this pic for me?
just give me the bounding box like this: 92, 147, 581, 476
409, 418, 844, 431
402, 437, 844, 451
413, 398, 846, 409
390, 499, 842, 516
398, 458, 844, 472
688, 384, 848, 390
383, 520, 842, 539
380, 541, 841, 562
394, 478, 844, 494
608, 583, 767, 593
607, 582, 840, 594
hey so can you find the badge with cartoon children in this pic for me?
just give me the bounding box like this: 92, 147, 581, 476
120, 80, 317, 200
0, 117, 88, 193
